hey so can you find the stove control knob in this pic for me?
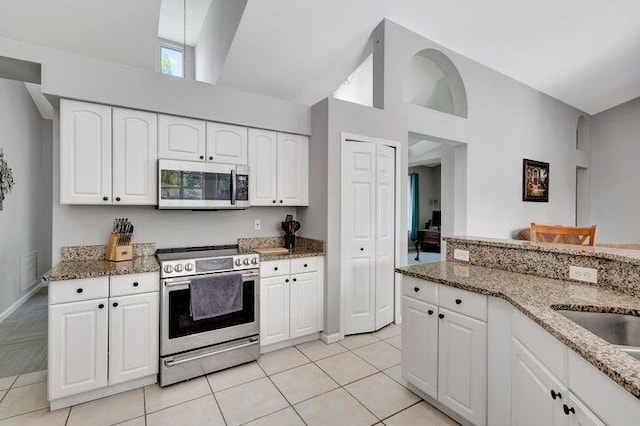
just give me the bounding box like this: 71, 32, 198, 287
251, 257, 258, 265
185, 263, 194, 272
164, 264, 174, 274
174, 264, 184, 273
234, 258, 242, 267
243, 258, 250, 266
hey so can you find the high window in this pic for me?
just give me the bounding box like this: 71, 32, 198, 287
160, 45, 184, 78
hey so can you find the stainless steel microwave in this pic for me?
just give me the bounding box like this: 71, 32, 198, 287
158, 159, 249, 209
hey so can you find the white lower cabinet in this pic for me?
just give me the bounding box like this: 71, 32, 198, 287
48, 273, 159, 405
438, 308, 487, 425
108, 292, 159, 385
401, 296, 438, 398
566, 392, 605, 426
260, 257, 324, 348
512, 337, 567, 426
402, 277, 487, 425
49, 298, 109, 399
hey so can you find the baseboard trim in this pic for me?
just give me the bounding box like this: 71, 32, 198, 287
320, 332, 342, 344
50, 375, 157, 410
260, 333, 320, 354
0, 282, 44, 324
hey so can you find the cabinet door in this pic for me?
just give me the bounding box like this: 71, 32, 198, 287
260, 276, 290, 346
276, 133, 309, 206
206, 122, 248, 164
112, 108, 158, 205
248, 129, 278, 206
60, 100, 112, 204
438, 308, 487, 426
158, 114, 206, 161
48, 298, 108, 399
567, 392, 605, 426
109, 292, 159, 385
289, 272, 320, 339
512, 337, 568, 426
401, 296, 438, 399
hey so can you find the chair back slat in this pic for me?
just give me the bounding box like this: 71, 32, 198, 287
530, 223, 596, 247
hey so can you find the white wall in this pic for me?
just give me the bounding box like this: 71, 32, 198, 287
589, 96, 640, 242
0, 78, 52, 314
195, 0, 248, 84
332, 54, 373, 107
315, 19, 585, 336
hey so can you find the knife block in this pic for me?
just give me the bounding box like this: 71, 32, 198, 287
105, 233, 133, 262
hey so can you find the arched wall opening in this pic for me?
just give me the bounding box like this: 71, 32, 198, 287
403, 49, 468, 118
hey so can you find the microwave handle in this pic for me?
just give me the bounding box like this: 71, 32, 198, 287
230, 168, 236, 205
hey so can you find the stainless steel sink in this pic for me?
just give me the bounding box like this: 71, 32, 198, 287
556, 310, 640, 359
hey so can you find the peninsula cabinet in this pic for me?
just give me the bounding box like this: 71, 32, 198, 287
60, 100, 158, 205
248, 129, 309, 206
260, 257, 323, 348
48, 272, 159, 409
401, 276, 487, 426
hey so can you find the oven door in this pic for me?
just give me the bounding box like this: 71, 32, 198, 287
158, 159, 247, 209
160, 270, 259, 356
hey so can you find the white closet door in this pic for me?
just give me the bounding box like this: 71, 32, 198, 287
343, 141, 376, 334
375, 144, 395, 329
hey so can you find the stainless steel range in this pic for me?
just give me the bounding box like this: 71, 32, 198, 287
156, 245, 260, 386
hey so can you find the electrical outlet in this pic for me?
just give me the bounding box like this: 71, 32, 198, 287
569, 265, 598, 284
453, 249, 470, 262
254, 219, 261, 231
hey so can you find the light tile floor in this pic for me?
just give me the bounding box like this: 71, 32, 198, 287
0, 324, 459, 425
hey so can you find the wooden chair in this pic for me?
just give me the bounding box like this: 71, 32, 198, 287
530, 223, 596, 246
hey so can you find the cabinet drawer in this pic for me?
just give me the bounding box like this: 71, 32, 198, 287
110, 272, 159, 297
290, 257, 318, 274
260, 260, 290, 278
439, 285, 487, 321
49, 277, 109, 304
402, 276, 438, 304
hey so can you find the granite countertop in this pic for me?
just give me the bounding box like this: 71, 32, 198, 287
396, 261, 640, 398
44, 256, 160, 281
446, 236, 640, 265
257, 248, 326, 261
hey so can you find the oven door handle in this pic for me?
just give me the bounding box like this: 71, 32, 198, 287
163, 339, 259, 367
163, 271, 259, 288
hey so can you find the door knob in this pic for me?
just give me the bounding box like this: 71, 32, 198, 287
115, 196, 121, 202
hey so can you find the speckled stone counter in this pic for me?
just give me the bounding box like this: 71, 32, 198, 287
446, 236, 640, 297
396, 261, 640, 398
238, 236, 325, 261
44, 243, 159, 281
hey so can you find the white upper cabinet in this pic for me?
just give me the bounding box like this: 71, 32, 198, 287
158, 114, 206, 161
60, 100, 112, 204
249, 130, 309, 206
248, 129, 278, 205
112, 108, 158, 205
206, 122, 248, 164
277, 133, 309, 206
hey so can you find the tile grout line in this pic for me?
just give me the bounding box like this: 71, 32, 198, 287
204, 371, 229, 425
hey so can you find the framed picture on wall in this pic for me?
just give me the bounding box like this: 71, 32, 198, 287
522, 159, 549, 202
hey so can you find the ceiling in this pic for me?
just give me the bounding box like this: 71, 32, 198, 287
218, 0, 640, 114
0, 0, 639, 114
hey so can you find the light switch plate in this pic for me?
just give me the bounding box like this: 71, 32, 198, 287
254, 219, 261, 231
453, 249, 470, 262
569, 265, 598, 284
